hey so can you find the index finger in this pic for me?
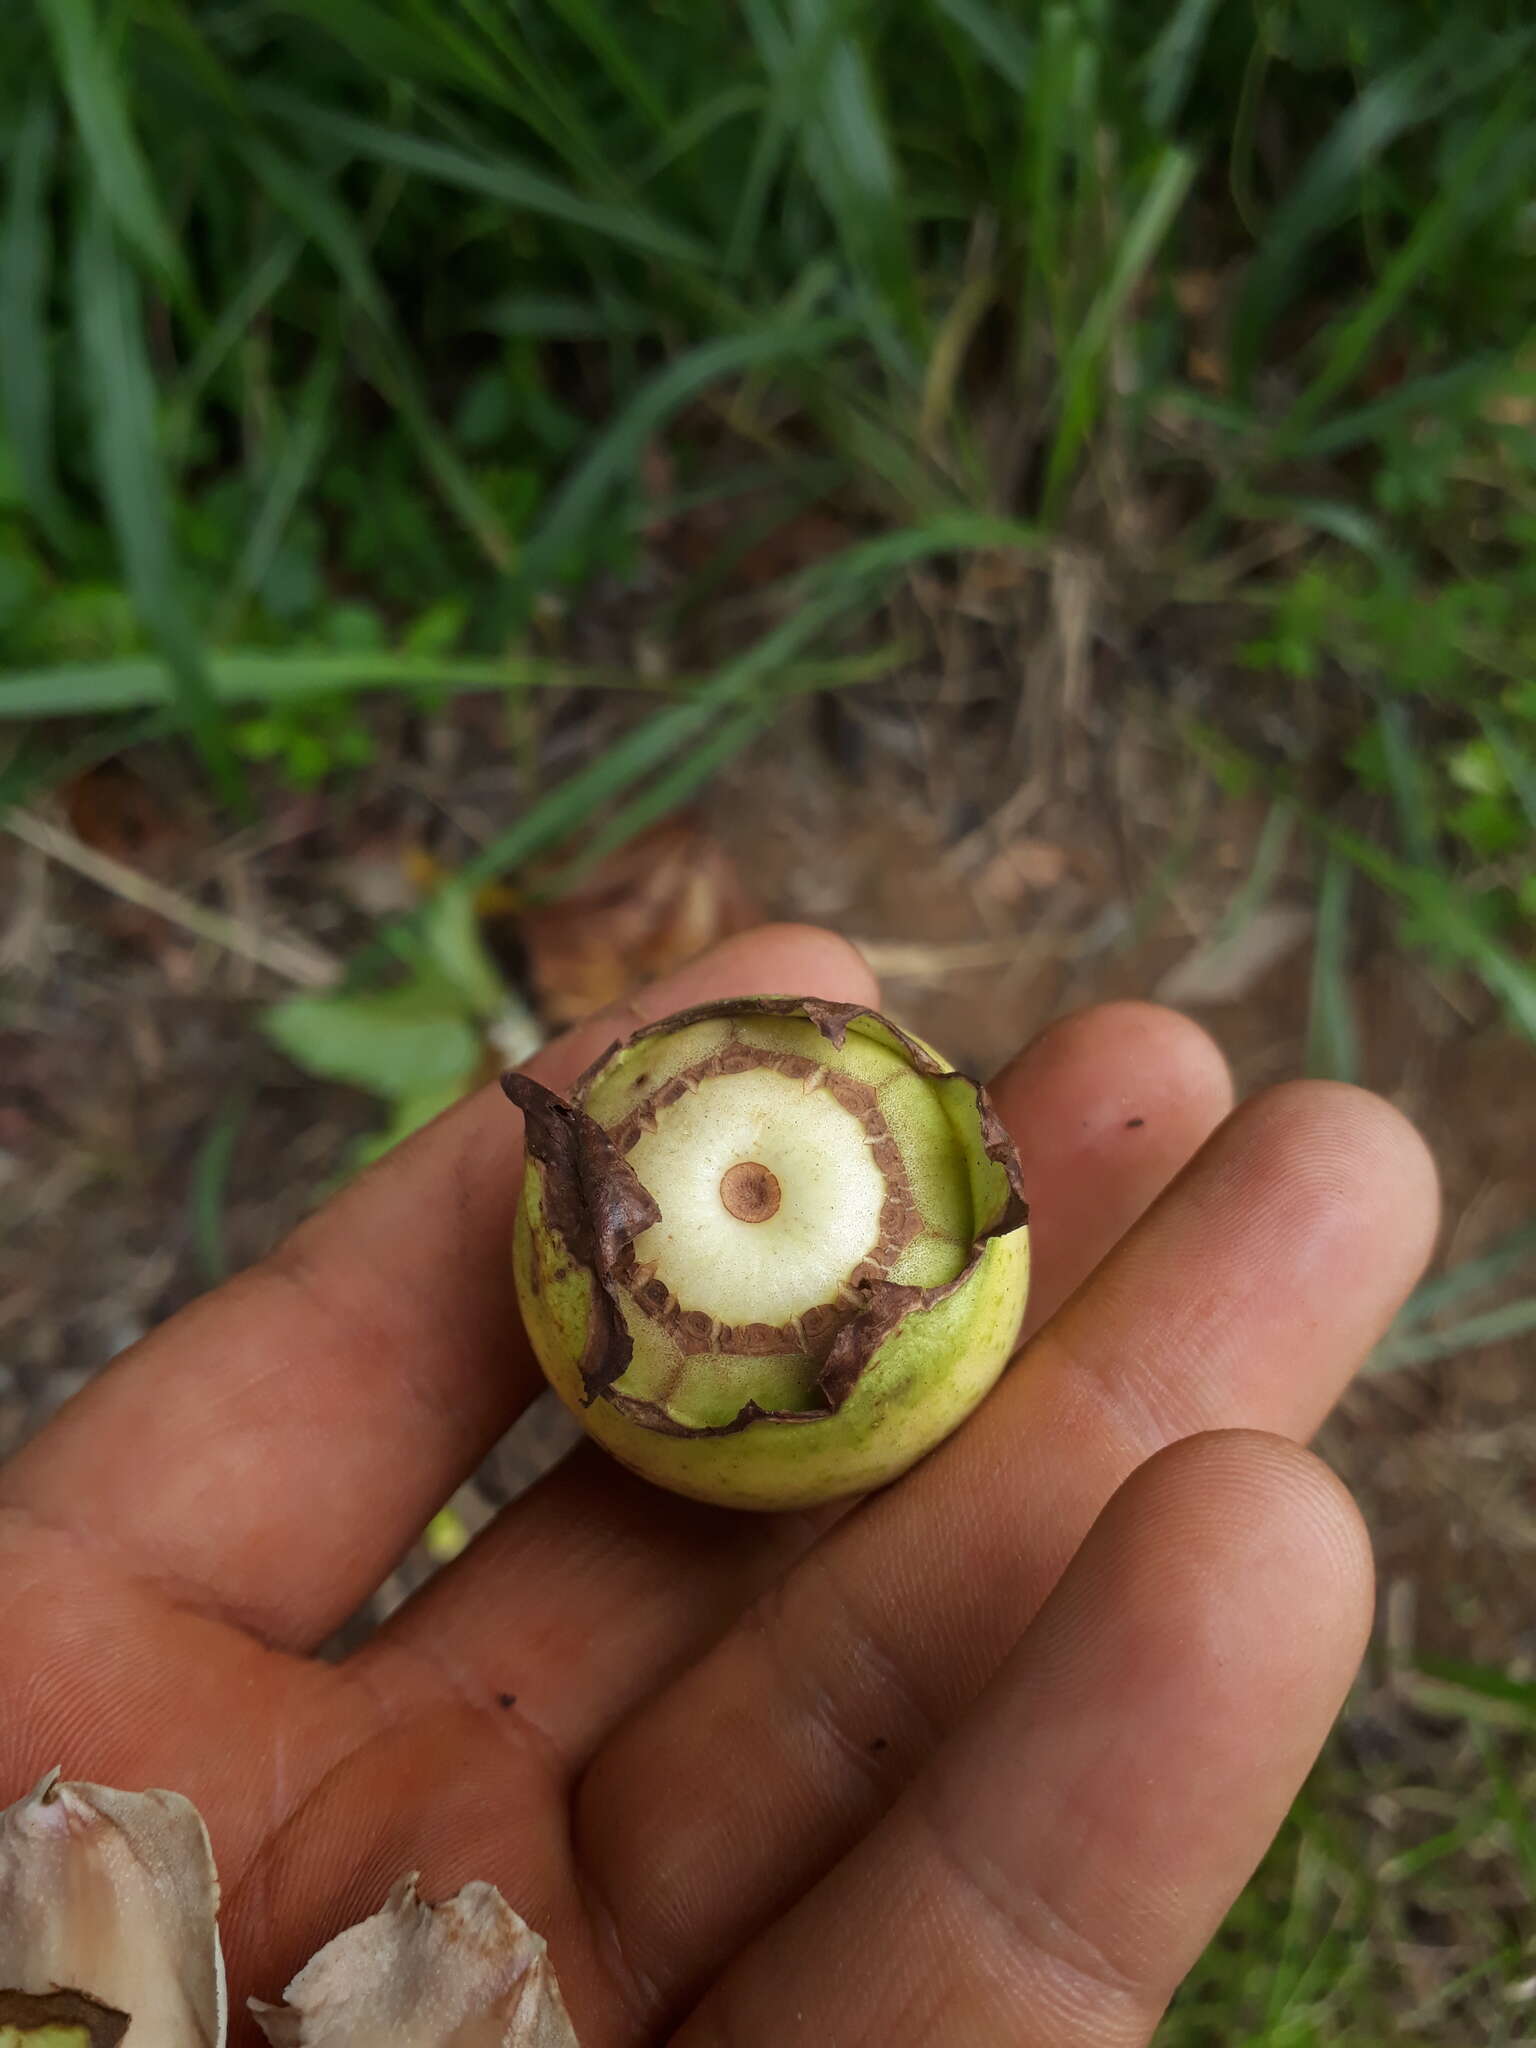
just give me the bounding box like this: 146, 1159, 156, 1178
0, 925, 878, 1648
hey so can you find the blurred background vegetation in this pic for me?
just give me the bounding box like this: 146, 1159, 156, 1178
2, 1, 1535, 2037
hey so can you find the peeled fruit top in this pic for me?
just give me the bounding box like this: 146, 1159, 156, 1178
505, 998, 1029, 1488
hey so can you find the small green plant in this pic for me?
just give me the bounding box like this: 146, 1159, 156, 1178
231, 694, 375, 790
262, 885, 536, 1165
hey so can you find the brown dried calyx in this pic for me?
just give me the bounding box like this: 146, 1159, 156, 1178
249, 1875, 578, 2047
0, 1770, 225, 2048
1, 1770, 580, 2046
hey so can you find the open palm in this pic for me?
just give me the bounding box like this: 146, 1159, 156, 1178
0, 925, 1437, 2045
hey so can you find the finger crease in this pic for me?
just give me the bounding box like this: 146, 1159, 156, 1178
757, 1547, 942, 1784
910, 1771, 1150, 2026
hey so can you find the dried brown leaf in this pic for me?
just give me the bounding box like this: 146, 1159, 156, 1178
248, 1875, 578, 2047
975, 838, 1069, 904
520, 815, 757, 1026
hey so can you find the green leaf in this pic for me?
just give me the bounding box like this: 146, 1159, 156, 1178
35, 0, 186, 289
256, 88, 709, 267
1143, 0, 1221, 131
349, 1077, 471, 1166
0, 94, 71, 551
71, 187, 239, 803
262, 981, 482, 1099
1305, 849, 1359, 1083
415, 885, 507, 1020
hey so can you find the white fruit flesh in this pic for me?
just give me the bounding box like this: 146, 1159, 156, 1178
625, 1067, 889, 1329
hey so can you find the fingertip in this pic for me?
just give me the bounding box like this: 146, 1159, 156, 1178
1123, 1429, 1375, 1660
996, 999, 1234, 1130
679, 922, 882, 1011
1217, 1079, 1441, 1297
986, 1001, 1234, 1333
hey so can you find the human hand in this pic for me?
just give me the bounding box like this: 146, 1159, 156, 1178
0, 924, 1438, 2044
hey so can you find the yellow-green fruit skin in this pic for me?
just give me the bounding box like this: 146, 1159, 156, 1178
514, 1158, 1029, 1512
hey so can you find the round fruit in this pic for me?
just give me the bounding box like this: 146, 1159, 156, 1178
504, 996, 1029, 1511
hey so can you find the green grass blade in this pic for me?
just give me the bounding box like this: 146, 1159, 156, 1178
726, 2, 799, 277
218, 350, 340, 625
797, 0, 923, 347
275, 0, 511, 100
35, 0, 186, 290
239, 137, 388, 320
1018, 5, 1077, 346
1282, 86, 1532, 437
0, 650, 668, 718
1374, 700, 1438, 871
256, 88, 710, 266
1305, 847, 1359, 1083
631, 85, 765, 188
457, 695, 732, 893
1041, 146, 1195, 519
483, 290, 654, 339
1143, 0, 1221, 131
540, 0, 671, 135
241, 139, 515, 569
1473, 1730, 1536, 1900
1228, 41, 1425, 386
167, 232, 305, 439
1288, 356, 1506, 460
537, 699, 776, 899
0, 93, 72, 552
1478, 708, 1536, 837
1409, 1658, 1536, 1732
190, 1093, 250, 1286
1213, 797, 1295, 944
72, 187, 239, 803
0, 645, 896, 720
1319, 818, 1536, 1041
926, 0, 1033, 92
1371, 1297, 1536, 1373
423, 515, 1039, 944
1395, 1217, 1536, 1329
519, 317, 856, 595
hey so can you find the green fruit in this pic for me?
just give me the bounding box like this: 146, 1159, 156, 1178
504, 996, 1029, 1511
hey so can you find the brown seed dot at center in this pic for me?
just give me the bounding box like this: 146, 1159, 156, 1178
720, 1160, 781, 1223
